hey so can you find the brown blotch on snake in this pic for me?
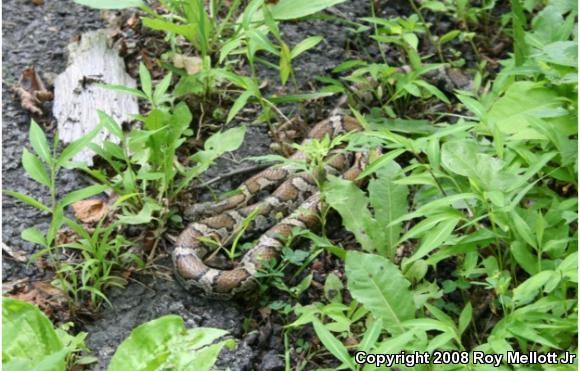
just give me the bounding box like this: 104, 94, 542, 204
172, 114, 368, 299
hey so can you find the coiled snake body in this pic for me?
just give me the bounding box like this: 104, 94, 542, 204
172, 114, 365, 299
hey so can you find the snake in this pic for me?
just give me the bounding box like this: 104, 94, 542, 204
172, 113, 367, 299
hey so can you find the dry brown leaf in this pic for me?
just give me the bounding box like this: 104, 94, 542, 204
71, 199, 108, 223
3, 280, 69, 321
172, 54, 203, 75
13, 66, 53, 116
2, 242, 28, 263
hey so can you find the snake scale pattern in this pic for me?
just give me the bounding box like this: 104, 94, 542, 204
172, 114, 366, 299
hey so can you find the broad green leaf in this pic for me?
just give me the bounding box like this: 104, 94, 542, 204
346, 251, 415, 334
290, 36, 323, 59
204, 126, 247, 155
108, 315, 184, 370
441, 140, 517, 191
29, 120, 51, 164
268, 0, 347, 20
74, 0, 144, 9
324, 176, 375, 252
488, 82, 560, 139
22, 148, 50, 187
513, 270, 559, 306
2, 298, 66, 371
368, 161, 408, 257
312, 318, 356, 369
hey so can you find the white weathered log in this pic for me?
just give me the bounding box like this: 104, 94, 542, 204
53, 30, 138, 165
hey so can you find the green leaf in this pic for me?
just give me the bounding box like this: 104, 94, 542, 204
279, 43, 292, 85
2, 298, 67, 371
29, 120, 51, 164
356, 149, 406, 179
268, 92, 335, 104
312, 318, 356, 369
21, 227, 47, 247
456, 94, 485, 118
4, 191, 50, 212
268, 0, 347, 20
458, 302, 472, 335
368, 161, 408, 257
57, 123, 104, 166
290, 36, 323, 59
98, 83, 148, 99
512, 270, 560, 306
226, 91, 253, 123
324, 176, 376, 252
405, 217, 459, 265
488, 82, 560, 139
117, 202, 162, 225
109, 315, 229, 371
439, 30, 461, 45
22, 148, 50, 187
73, 0, 144, 9
142, 18, 197, 45
108, 315, 184, 370
346, 251, 415, 334
98, 111, 123, 139
441, 140, 516, 192
60, 184, 109, 208
139, 63, 152, 98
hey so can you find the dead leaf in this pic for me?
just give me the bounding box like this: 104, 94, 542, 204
172, 54, 203, 75
13, 66, 53, 116
2, 242, 28, 263
71, 199, 108, 223
3, 280, 69, 321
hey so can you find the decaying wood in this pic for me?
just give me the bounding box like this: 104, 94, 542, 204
53, 30, 138, 165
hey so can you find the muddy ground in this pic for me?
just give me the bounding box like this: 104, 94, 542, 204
1, 0, 396, 369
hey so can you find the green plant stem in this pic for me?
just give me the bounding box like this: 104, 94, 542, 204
407, 0, 446, 63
